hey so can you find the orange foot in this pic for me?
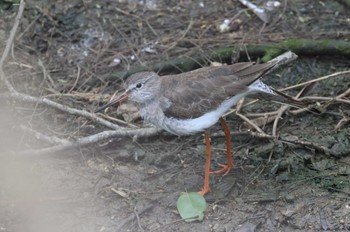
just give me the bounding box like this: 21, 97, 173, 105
210, 163, 233, 176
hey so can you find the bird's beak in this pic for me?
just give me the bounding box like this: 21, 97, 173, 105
95, 90, 130, 113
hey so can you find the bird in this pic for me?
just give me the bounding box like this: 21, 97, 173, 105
95, 61, 307, 195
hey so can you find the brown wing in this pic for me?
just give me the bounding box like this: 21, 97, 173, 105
160, 62, 276, 118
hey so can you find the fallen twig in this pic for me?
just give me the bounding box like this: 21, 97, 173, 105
300, 96, 350, 105
17, 127, 159, 156
280, 137, 346, 158
0, 0, 25, 93
271, 105, 289, 137
335, 116, 350, 130
272, 85, 306, 136
280, 70, 350, 92
2, 92, 122, 130
212, 130, 348, 157
116, 203, 155, 231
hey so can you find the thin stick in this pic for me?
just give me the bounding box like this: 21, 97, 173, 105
272, 86, 305, 136
97, 113, 140, 128
272, 105, 289, 136
38, 58, 57, 89
235, 99, 267, 135
245, 111, 278, 117
336, 87, 350, 99
214, 130, 346, 157
134, 206, 145, 232
17, 127, 160, 156
117, 204, 154, 231
4, 91, 122, 130
0, 0, 25, 93
67, 65, 81, 93
300, 96, 350, 105
236, 112, 267, 135
279, 70, 350, 92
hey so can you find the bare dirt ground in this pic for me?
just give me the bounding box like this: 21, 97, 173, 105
0, 1, 350, 231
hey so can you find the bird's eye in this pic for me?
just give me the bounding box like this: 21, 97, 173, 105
136, 83, 142, 88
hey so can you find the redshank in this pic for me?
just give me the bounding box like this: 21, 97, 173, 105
95, 61, 306, 195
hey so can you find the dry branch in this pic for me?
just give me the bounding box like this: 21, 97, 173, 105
211, 131, 348, 158
17, 127, 160, 156
0, 0, 25, 93
3, 91, 122, 130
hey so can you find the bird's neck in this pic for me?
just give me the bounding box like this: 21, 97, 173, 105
139, 97, 164, 123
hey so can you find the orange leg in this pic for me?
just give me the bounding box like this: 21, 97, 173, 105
198, 131, 211, 196
211, 117, 234, 176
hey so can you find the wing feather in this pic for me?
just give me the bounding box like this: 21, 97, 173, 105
160, 62, 277, 118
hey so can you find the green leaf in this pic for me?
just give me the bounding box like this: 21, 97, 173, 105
176, 192, 207, 222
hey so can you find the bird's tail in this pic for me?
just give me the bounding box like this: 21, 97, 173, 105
249, 80, 316, 111
270, 88, 307, 108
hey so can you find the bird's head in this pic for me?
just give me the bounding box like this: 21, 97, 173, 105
95, 72, 161, 113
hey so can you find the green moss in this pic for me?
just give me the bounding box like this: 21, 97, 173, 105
281, 39, 308, 51
210, 47, 235, 62
261, 47, 282, 62
335, 43, 350, 55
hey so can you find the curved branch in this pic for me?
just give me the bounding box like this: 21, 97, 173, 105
2, 92, 122, 130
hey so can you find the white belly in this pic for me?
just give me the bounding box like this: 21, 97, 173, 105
161, 92, 249, 136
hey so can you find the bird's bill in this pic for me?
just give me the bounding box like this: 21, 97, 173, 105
95, 90, 129, 113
